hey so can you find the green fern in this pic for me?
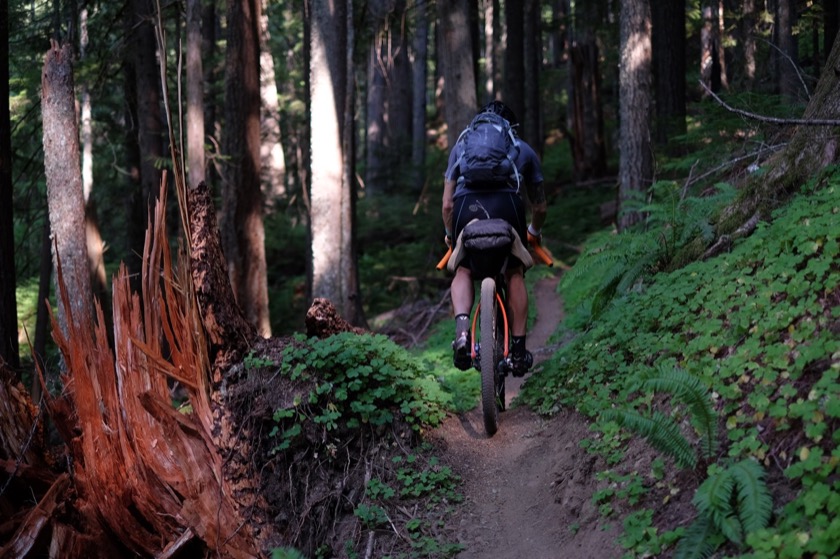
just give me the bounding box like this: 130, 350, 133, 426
601, 409, 697, 469
674, 512, 721, 559
635, 365, 718, 460
730, 459, 773, 534
679, 459, 773, 557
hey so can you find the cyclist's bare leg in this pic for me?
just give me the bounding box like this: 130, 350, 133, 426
506, 268, 527, 337
451, 266, 475, 317
451, 266, 475, 370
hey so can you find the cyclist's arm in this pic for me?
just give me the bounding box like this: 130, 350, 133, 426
527, 181, 547, 231
442, 178, 456, 236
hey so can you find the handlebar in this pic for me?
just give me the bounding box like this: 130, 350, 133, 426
527, 232, 554, 267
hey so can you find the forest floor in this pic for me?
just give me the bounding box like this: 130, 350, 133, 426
428, 275, 625, 559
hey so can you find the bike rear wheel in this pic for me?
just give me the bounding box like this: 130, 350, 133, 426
480, 277, 500, 436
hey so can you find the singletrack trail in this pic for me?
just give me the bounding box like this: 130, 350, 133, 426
431, 275, 622, 559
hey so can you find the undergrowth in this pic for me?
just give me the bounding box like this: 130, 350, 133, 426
521, 176, 840, 558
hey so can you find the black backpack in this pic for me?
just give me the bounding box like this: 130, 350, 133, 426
456, 111, 521, 189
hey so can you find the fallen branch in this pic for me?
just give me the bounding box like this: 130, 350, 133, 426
699, 81, 840, 126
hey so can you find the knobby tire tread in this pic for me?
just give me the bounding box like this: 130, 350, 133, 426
480, 278, 499, 436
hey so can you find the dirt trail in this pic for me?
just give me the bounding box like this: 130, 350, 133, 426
432, 276, 622, 559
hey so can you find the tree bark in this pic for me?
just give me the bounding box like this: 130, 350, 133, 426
41, 41, 93, 337
127, 0, 164, 288
700, 0, 727, 95
567, 2, 607, 182
309, 0, 364, 325
186, 0, 206, 188
652, 0, 686, 145
618, 0, 653, 231
411, 0, 429, 192
503, 0, 526, 140
0, 1, 19, 371
365, 0, 413, 195
776, 0, 800, 101
437, 0, 477, 148
259, 0, 287, 202
523, 0, 542, 153
222, 0, 272, 337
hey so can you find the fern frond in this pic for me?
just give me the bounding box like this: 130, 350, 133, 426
674, 513, 720, 559
640, 365, 718, 459
602, 409, 697, 469
694, 468, 743, 543
730, 458, 773, 534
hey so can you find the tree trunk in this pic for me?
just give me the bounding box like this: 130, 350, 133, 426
567, 2, 607, 182
186, 0, 206, 188
652, 0, 686, 145
480, 0, 497, 103
825, 0, 839, 62
222, 0, 272, 337
411, 0, 429, 193
776, 0, 800, 101
503, 0, 526, 140
437, 0, 477, 148
618, 0, 653, 231
309, 0, 364, 325
78, 8, 112, 346
700, 0, 727, 95
735, 0, 758, 90
366, 0, 412, 195
0, 1, 19, 371
0, 179, 264, 557
259, 0, 287, 203
523, 0, 542, 153
720, 30, 840, 231
41, 42, 93, 337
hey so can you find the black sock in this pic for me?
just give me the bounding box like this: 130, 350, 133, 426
511, 335, 526, 357
455, 314, 470, 338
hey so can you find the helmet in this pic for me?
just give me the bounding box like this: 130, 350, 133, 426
479, 100, 518, 127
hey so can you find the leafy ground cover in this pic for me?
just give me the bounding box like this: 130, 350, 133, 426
521, 177, 840, 558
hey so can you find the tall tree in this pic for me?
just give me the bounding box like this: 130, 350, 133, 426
523, 0, 542, 153
438, 0, 477, 148
127, 0, 164, 285
0, 1, 18, 370
567, 0, 607, 181
365, 0, 412, 194
480, 0, 499, 103
222, 0, 272, 336
503, 0, 526, 140
309, 0, 364, 325
776, 0, 800, 100
410, 0, 429, 192
734, 0, 758, 90
825, 0, 839, 61
41, 42, 93, 336
651, 0, 686, 145
700, 0, 728, 94
78, 6, 111, 341
618, 0, 653, 231
260, 0, 287, 202
186, 0, 206, 188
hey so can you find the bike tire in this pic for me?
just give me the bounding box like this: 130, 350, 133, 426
480, 277, 499, 436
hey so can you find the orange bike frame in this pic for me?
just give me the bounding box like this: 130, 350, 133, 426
470, 291, 510, 360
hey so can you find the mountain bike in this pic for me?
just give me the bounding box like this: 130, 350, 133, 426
438, 218, 552, 436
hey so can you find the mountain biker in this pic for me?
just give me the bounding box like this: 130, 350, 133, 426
442, 100, 548, 376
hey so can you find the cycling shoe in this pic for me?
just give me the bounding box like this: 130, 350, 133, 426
509, 350, 533, 377
452, 332, 472, 371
